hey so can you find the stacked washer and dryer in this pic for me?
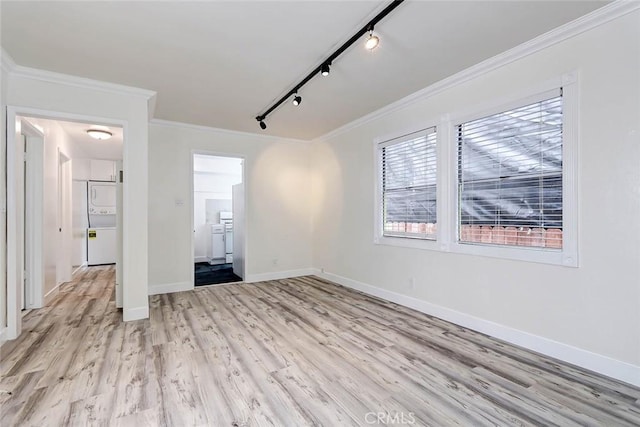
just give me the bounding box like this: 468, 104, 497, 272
87, 181, 117, 265
207, 211, 233, 265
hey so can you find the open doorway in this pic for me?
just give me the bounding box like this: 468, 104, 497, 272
192, 153, 245, 286
16, 115, 123, 311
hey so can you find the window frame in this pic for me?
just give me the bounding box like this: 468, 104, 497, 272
374, 124, 444, 251
447, 73, 579, 266
373, 72, 578, 267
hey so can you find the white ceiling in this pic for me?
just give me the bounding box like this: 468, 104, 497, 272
1, 1, 608, 140
25, 117, 123, 160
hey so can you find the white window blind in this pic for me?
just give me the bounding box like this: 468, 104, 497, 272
380, 127, 437, 239
457, 90, 563, 249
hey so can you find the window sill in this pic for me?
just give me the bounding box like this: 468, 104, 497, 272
374, 235, 443, 252
451, 241, 577, 267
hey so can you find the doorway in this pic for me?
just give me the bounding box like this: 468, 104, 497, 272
191, 153, 245, 286
5, 109, 125, 340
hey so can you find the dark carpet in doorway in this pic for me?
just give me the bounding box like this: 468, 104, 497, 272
194, 263, 242, 286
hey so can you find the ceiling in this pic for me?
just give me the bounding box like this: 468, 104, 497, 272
1, 1, 608, 140
25, 117, 123, 160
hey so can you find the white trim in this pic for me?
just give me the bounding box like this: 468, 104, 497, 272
315, 1, 640, 142
123, 306, 149, 322
245, 268, 317, 283
151, 118, 309, 145
194, 256, 209, 263
43, 285, 60, 306
446, 73, 578, 267
149, 281, 192, 296
10, 63, 156, 100
0, 327, 7, 346
6, 110, 22, 339
316, 270, 640, 388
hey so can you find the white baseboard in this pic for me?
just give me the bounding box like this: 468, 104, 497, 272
0, 327, 7, 345
316, 270, 640, 388
43, 285, 60, 306
194, 256, 209, 263
123, 305, 149, 321
148, 281, 193, 296
245, 268, 317, 283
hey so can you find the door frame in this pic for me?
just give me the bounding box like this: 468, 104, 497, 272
22, 119, 45, 310
56, 149, 72, 286
190, 150, 247, 288
6, 106, 128, 340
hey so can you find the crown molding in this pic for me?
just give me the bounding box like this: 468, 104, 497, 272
9, 61, 156, 100
1, 48, 17, 75
150, 118, 310, 144
315, 0, 640, 142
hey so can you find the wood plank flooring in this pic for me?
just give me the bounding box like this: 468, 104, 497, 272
1, 266, 639, 426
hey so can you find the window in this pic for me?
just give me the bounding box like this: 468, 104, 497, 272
373, 74, 577, 266
456, 90, 563, 250
379, 128, 437, 240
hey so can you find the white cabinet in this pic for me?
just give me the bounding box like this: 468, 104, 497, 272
90, 159, 116, 182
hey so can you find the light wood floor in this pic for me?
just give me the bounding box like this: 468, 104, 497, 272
1, 267, 639, 426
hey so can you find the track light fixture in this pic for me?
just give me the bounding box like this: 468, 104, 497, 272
256, 116, 267, 129
365, 30, 380, 50
255, 0, 404, 130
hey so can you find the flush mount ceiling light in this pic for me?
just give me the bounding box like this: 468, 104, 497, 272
86, 129, 113, 140
255, 0, 404, 130
364, 30, 380, 50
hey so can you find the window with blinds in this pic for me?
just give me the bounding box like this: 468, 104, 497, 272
380, 128, 437, 240
456, 91, 563, 249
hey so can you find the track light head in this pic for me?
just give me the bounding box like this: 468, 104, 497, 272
256, 116, 267, 130
365, 30, 380, 50
320, 63, 330, 76
292, 94, 302, 106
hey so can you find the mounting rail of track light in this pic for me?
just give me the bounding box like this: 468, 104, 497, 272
255, 0, 404, 130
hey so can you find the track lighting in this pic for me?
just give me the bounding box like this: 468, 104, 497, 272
254, 0, 404, 130
365, 31, 380, 50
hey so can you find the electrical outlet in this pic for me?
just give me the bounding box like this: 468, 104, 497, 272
272, 258, 278, 266
408, 277, 415, 289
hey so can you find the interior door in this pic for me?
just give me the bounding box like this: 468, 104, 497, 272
232, 183, 244, 279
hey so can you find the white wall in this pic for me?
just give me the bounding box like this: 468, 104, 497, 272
148, 122, 312, 289
31, 119, 74, 295
311, 10, 640, 382
7, 72, 152, 322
